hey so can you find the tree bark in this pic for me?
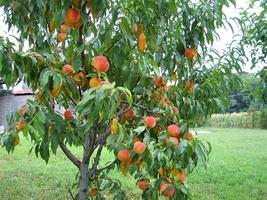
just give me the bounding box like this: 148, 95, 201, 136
79, 161, 89, 200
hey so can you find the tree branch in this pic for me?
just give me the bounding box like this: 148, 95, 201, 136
96, 160, 116, 174
59, 142, 81, 168
88, 142, 105, 178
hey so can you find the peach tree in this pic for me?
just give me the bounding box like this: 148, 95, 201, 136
0, 0, 241, 199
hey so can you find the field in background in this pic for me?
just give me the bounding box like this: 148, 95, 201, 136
204, 111, 267, 129
0, 128, 267, 199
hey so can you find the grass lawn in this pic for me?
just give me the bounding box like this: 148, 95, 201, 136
0, 128, 267, 199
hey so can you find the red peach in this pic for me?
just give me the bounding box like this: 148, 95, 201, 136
144, 116, 156, 128
117, 150, 131, 162
91, 56, 110, 73
167, 124, 180, 137
134, 141, 146, 155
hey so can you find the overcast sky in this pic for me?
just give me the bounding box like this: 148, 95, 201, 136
0, 0, 260, 72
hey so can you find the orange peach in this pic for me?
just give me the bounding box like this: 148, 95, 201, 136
133, 141, 146, 155
167, 124, 180, 137
117, 150, 131, 162
64, 110, 73, 120
65, 8, 81, 27
91, 56, 110, 72
89, 77, 101, 88
160, 183, 175, 197
184, 48, 197, 58
57, 32, 66, 42
137, 179, 148, 191
144, 116, 156, 128
61, 24, 68, 33
184, 131, 193, 141
62, 64, 73, 75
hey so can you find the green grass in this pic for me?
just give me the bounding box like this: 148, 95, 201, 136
0, 128, 267, 199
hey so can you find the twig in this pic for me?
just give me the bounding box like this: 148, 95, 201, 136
88, 142, 105, 178
59, 142, 81, 168
96, 160, 116, 173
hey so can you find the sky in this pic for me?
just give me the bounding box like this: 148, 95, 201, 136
0, 0, 260, 72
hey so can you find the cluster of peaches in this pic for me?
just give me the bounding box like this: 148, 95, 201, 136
114, 115, 193, 197
62, 55, 110, 89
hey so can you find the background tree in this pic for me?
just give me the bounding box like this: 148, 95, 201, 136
237, 0, 267, 103
0, 0, 241, 199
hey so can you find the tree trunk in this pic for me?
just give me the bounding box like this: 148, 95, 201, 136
79, 162, 89, 200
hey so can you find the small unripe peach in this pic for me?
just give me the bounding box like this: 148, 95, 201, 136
184, 131, 193, 141
61, 24, 68, 33
134, 141, 146, 155
160, 183, 175, 197
125, 110, 135, 119
184, 48, 197, 58
177, 171, 186, 182
89, 77, 101, 88
57, 32, 66, 42
91, 56, 110, 72
144, 116, 156, 128
64, 110, 73, 120
62, 64, 73, 75
117, 150, 131, 162
167, 124, 180, 137
137, 179, 148, 191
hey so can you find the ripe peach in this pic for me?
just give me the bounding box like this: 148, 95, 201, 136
167, 124, 180, 137
160, 183, 175, 197
184, 131, 193, 141
144, 116, 156, 128
184, 48, 197, 58
137, 179, 148, 191
65, 8, 81, 27
16, 120, 26, 131
64, 110, 73, 120
89, 77, 101, 88
91, 56, 110, 72
62, 64, 73, 75
170, 169, 186, 183
61, 24, 68, 33
117, 150, 131, 162
57, 32, 66, 42
177, 171, 186, 182
134, 141, 146, 155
